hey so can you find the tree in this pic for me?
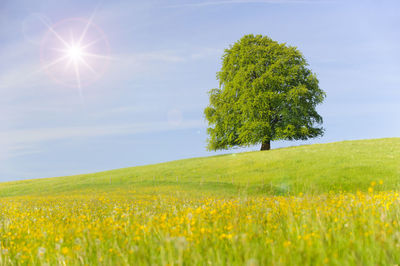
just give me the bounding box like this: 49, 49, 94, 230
204, 34, 326, 151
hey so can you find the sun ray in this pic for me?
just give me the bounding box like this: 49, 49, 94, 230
64, 58, 73, 73
79, 58, 99, 77
78, 11, 96, 46
81, 52, 114, 60
70, 29, 75, 45
40, 15, 110, 90
74, 61, 81, 88
37, 54, 70, 74
81, 37, 104, 50
40, 17, 70, 48
50, 47, 71, 54
73, 59, 84, 103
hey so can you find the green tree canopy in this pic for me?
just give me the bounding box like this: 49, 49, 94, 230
204, 34, 326, 151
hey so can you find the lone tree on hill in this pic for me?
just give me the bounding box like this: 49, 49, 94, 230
204, 34, 326, 151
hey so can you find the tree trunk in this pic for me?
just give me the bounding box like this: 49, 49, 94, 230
260, 140, 271, 151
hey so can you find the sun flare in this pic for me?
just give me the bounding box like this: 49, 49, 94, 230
67, 45, 84, 61
40, 16, 111, 91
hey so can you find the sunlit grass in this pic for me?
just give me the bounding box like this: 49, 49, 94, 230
1, 186, 400, 264
0, 138, 399, 264
0, 138, 399, 197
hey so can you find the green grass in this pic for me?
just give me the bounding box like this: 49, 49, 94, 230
1, 138, 400, 265
1, 137, 399, 197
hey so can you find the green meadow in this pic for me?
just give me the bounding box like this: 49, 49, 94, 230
1, 138, 399, 197
0, 138, 400, 265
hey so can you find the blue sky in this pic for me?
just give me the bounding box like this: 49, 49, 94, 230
1, 0, 399, 180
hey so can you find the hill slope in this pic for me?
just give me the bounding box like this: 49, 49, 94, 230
1, 138, 399, 197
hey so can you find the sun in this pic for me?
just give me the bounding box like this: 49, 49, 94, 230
67, 45, 84, 62
39, 16, 111, 93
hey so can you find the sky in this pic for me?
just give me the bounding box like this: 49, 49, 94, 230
1, 0, 399, 181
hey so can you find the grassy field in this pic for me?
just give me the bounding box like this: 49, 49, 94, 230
1, 138, 399, 197
0, 138, 399, 265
